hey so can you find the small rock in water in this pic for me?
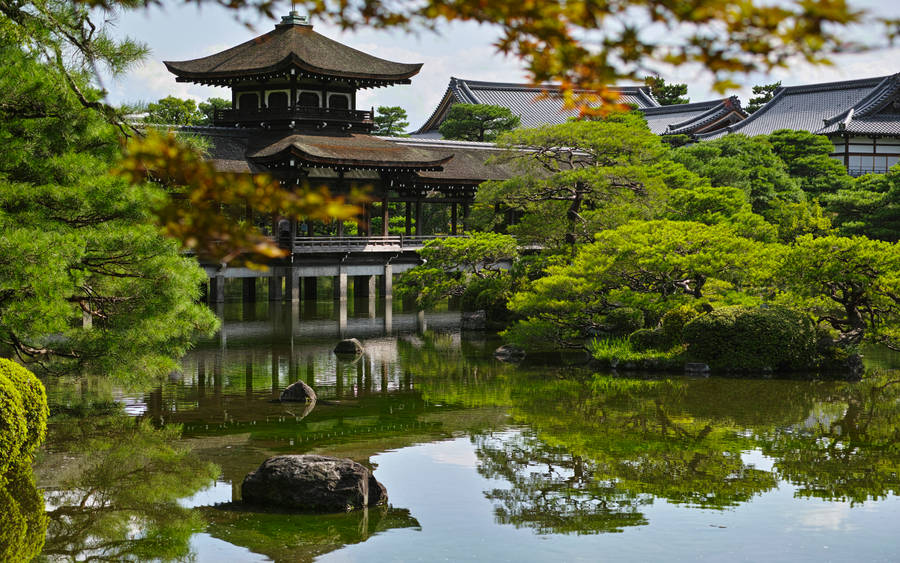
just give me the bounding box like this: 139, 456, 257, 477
280, 380, 317, 403
334, 338, 365, 356
494, 345, 526, 362
241, 454, 387, 512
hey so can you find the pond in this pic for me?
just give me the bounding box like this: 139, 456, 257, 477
15, 299, 900, 561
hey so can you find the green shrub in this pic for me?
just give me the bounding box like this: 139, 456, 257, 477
0, 373, 26, 476
605, 307, 644, 336
682, 306, 817, 371
628, 328, 667, 351
660, 305, 699, 345
0, 360, 47, 459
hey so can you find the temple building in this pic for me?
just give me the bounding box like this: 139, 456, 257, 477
698, 74, 900, 176
413, 76, 748, 139
165, 12, 498, 239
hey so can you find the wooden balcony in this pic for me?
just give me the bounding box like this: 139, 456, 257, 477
213, 106, 374, 128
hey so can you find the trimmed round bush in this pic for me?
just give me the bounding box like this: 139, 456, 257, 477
683, 306, 817, 372
0, 373, 26, 476
629, 328, 667, 351
606, 307, 644, 336
660, 305, 699, 345
0, 360, 47, 459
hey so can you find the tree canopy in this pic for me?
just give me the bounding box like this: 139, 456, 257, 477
745, 81, 782, 114
439, 104, 520, 142
373, 106, 409, 136
643, 76, 689, 105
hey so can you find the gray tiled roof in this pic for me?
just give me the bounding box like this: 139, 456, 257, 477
699, 76, 891, 140
640, 102, 717, 134
638, 99, 745, 135
413, 77, 658, 134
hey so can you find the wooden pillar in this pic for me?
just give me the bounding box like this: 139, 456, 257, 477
462, 202, 470, 234
451, 202, 458, 235
381, 196, 390, 236
361, 203, 370, 237
290, 72, 297, 112
405, 201, 412, 235
415, 198, 423, 236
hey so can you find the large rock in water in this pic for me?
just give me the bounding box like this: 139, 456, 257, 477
334, 338, 364, 356
241, 455, 388, 512
280, 380, 317, 403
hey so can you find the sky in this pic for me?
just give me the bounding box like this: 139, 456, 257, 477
102, 1, 900, 132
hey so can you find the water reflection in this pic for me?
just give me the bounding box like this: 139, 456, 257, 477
29, 301, 900, 561
0, 466, 46, 561
36, 413, 218, 561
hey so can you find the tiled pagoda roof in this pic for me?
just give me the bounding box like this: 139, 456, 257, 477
164, 13, 422, 87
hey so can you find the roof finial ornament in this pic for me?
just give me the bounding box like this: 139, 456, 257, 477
279, 6, 312, 27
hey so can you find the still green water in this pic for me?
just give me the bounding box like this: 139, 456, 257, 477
15, 300, 900, 561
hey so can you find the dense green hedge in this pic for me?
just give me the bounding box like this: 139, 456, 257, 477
0, 359, 48, 476
683, 306, 817, 371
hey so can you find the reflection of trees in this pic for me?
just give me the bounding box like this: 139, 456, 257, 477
37, 415, 218, 561
468, 368, 900, 533
476, 431, 649, 534
0, 466, 47, 562
506, 376, 777, 510
200, 505, 420, 562
758, 373, 900, 504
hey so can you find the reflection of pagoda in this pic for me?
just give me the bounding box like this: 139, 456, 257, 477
165, 12, 503, 239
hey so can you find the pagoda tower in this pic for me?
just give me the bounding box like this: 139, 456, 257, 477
164, 12, 453, 238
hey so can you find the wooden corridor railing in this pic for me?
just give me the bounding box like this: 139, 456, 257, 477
291, 235, 468, 253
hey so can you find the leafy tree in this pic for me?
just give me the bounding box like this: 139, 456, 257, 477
439, 103, 520, 142
823, 168, 900, 241
766, 129, 852, 197
396, 232, 519, 310
373, 105, 409, 136
504, 220, 773, 349
144, 95, 203, 125
745, 81, 781, 114
672, 134, 803, 215
477, 113, 668, 248
643, 75, 689, 105
779, 234, 900, 348
0, 37, 218, 375
198, 97, 231, 125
